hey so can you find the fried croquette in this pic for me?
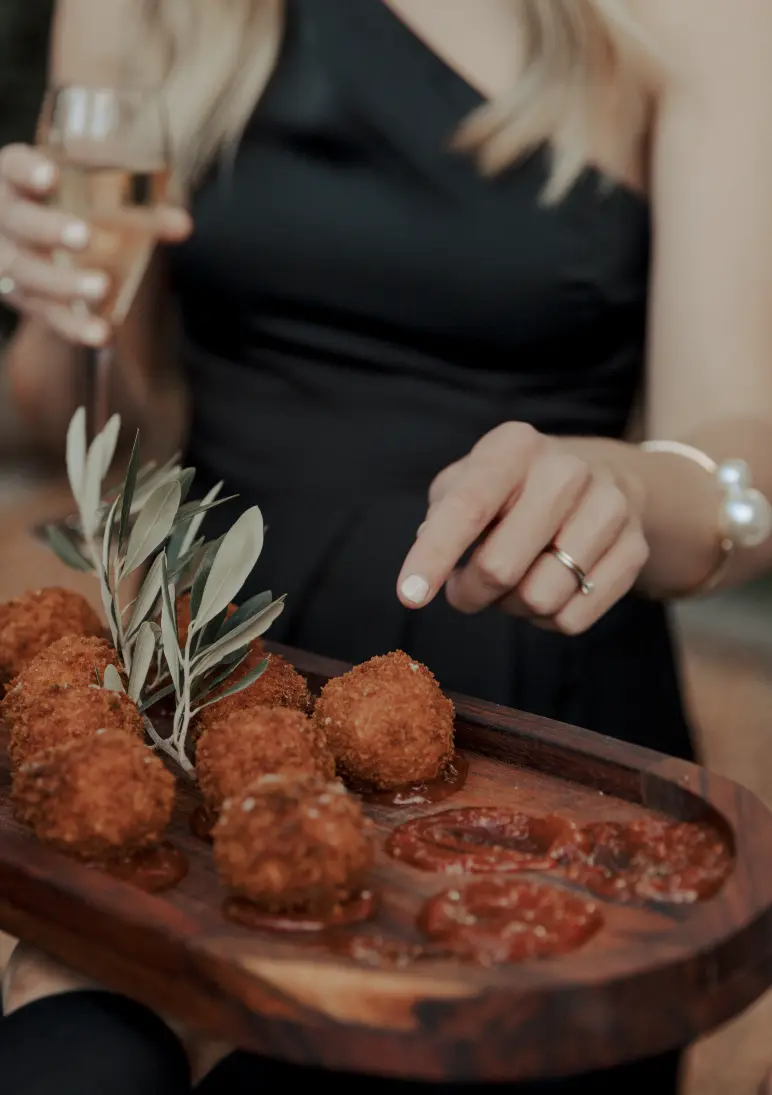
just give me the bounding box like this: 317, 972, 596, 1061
9, 686, 144, 768
196, 707, 334, 812
314, 651, 455, 790
213, 771, 374, 913
175, 593, 239, 647
1, 636, 120, 728
12, 730, 175, 861
0, 588, 103, 680
195, 650, 310, 735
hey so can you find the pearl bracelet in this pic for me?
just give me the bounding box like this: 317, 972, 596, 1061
640, 440, 772, 597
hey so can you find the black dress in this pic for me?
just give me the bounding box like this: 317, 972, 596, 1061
0, 0, 687, 1090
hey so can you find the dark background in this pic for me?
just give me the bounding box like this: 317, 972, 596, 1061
0, 1, 54, 339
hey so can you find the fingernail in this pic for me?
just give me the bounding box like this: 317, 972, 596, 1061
79, 273, 107, 299
83, 319, 109, 345
61, 221, 89, 249
401, 575, 429, 606
31, 162, 54, 189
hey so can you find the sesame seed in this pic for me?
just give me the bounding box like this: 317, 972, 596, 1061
242, 797, 256, 812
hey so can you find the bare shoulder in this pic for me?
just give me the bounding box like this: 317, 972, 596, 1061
629, 0, 772, 85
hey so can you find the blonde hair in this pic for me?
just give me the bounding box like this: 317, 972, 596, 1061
140, 0, 653, 202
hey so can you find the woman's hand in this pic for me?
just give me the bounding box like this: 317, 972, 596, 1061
0, 144, 190, 345
398, 422, 650, 635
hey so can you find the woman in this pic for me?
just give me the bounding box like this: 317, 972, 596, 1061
2, 0, 772, 1091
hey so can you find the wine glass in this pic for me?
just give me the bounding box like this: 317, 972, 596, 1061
32, 84, 172, 542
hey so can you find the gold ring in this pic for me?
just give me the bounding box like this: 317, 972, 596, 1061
546, 546, 594, 595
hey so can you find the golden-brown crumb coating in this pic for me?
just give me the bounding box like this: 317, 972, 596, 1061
0, 588, 103, 680
1, 636, 120, 728
12, 730, 175, 861
195, 706, 334, 811
213, 771, 374, 912
313, 651, 455, 790
194, 651, 310, 736
9, 686, 144, 768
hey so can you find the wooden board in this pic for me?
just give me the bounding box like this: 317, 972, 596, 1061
1, 642, 772, 1082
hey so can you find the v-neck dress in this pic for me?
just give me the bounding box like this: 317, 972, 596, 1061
95, 1, 684, 1090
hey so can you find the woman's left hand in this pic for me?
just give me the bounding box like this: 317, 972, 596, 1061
397, 423, 650, 635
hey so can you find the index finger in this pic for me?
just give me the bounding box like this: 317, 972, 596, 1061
0, 145, 57, 195
397, 459, 518, 608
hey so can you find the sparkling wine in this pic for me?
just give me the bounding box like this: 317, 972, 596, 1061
50, 163, 169, 323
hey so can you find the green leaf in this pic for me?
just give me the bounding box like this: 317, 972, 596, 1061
102, 664, 125, 693
216, 590, 273, 639
125, 553, 164, 641
191, 596, 285, 679
93, 664, 102, 687
190, 507, 264, 633
178, 481, 223, 560
65, 407, 87, 506
176, 468, 196, 505
138, 681, 176, 713
99, 414, 121, 479
172, 493, 235, 528
159, 555, 180, 693
191, 646, 249, 699
117, 431, 141, 554
99, 571, 119, 649
42, 523, 92, 572
188, 536, 224, 621
121, 479, 182, 577
128, 621, 156, 702
193, 657, 270, 713
80, 432, 107, 538
101, 495, 120, 576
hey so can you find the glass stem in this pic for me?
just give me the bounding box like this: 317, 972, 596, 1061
84, 342, 113, 442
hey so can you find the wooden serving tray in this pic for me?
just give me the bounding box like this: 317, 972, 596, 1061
1, 643, 772, 1083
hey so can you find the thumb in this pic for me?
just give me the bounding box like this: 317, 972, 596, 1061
152, 205, 193, 244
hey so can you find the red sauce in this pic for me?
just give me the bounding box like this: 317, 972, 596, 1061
419, 878, 603, 966
224, 889, 376, 934
351, 752, 469, 807
558, 818, 732, 904
101, 842, 188, 893
189, 804, 216, 843
386, 807, 580, 874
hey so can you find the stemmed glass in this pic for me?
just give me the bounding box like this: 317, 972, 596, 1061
32, 84, 172, 541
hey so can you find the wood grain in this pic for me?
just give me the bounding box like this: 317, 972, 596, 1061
1, 642, 772, 1082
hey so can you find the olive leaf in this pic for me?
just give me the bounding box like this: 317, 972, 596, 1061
159, 556, 181, 693
193, 657, 270, 714
189, 507, 264, 633
216, 590, 273, 639
188, 536, 224, 621
177, 468, 196, 506
139, 681, 176, 713
101, 495, 120, 576
99, 571, 119, 649
80, 432, 108, 539
65, 406, 87, 506
99, 414, 122, 479
172, 493, 235, 529
191, 647, 249, 700
128, 621, 156, 702
124, 553, 165, 641
178, 481, 223, 560
42, 523, 92, 572
121, 478, 182, 577
102, 664, 125, 693
191, 596, 285, 678
117, 431, 141, 553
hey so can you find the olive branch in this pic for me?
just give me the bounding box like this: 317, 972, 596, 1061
41, 407, 285, 776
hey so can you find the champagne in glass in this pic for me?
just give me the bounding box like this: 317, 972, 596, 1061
40, 85, 172, 436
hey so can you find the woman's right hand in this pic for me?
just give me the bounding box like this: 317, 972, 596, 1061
0, 144, 191, 346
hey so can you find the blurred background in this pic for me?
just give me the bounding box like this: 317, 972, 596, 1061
0, 5, 771, 1094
